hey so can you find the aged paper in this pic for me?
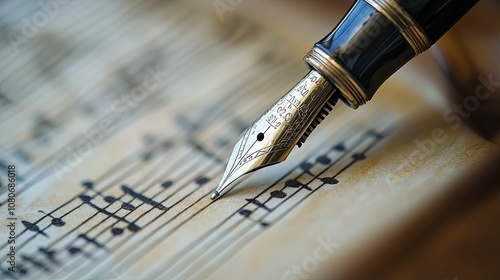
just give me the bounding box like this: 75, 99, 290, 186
0, 1, 496, 279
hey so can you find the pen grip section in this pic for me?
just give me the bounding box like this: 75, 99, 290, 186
306, 0, 478, 108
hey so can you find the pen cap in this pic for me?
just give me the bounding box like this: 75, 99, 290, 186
305, 0, 479, 109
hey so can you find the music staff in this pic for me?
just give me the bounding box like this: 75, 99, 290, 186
158, 129, 385, 279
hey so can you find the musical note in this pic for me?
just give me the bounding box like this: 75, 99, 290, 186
127, 223, 140, 232
102, 196, 116, 203
299, 161, 314, 175
320, 177, 339, 185
111, 221, 141, 236
315, 155, 332, 165
120, 185, 168, 211
270, 190, 287, 199
80, 181, 137, 211
352, 153, 366, 161
245, 198, 271, 211
284, 179, 312, 191
332, 143, 346, 151
67, 247, 81, 255
161, 181, 173, 188
111, 228, 124, 236
67, 247, 93, 260
120, 202, 136, 211
50, 218, 65, 227
21, 221, 48, 237
18, 266, 28, 275
81, 181, 94, 189
239, 209, 252, 218
77, 234, 107, 250
104, 196, 137, 211
78, 195, 141, 231
239, 209, 270, 227
39, 248, 60, 265
240, 196, 274, 227
38, 211, 65, 227
195, 177, 210, 186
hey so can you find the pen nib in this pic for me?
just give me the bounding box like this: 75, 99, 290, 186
210, 191, 220, 200
211, 70, 337, 200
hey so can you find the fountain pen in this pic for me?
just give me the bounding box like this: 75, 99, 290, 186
211, 0, 479, 200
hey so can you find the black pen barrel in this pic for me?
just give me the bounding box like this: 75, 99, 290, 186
305, 0, 479, 109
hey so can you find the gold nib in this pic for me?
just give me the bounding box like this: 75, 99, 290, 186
211, 70, 338, 200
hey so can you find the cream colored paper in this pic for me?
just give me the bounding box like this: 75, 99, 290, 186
0, 1, 495, 280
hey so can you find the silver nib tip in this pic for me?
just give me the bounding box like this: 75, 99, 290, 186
212, 70, 336, 199
210, 191, 220, 200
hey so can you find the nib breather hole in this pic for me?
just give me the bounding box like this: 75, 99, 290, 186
257, 133, 264, 141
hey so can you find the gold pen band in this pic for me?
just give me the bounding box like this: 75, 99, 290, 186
305, 47, 369, 109
364, 0, 431, 55
305, 0, 432, 109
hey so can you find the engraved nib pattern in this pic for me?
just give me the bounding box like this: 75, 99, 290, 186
212, 70, 338, 199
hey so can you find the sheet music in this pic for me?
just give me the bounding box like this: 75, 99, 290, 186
0, 1, 495, 279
